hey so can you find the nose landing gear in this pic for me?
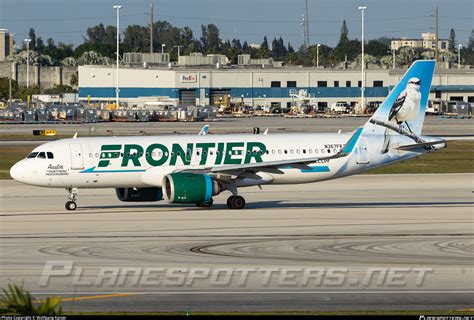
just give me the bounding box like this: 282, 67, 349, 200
65, 187, 78, 211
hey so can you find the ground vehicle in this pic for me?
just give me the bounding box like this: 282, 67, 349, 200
330, 102, 351, 113
270, 106, 282, 114
242, 106, 254, 114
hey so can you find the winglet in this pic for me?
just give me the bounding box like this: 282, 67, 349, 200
72, 132, 78, 139
198, 125, 209, 136
340, 127, 363, 155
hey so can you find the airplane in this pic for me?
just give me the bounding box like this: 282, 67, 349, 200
10, 60, 447, 211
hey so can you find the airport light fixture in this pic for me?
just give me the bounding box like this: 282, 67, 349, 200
358, 6, 367, 112
316, 44, 321, 68
113, 5, 122, 109
24, 38, 31, 88
458, 44, 462, 69
161, 43, 166, 54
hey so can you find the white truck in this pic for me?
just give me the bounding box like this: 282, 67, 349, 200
329, 102, 351, 113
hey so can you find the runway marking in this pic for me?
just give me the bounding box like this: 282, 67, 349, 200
28, 291, 474, 295
1, 233, 473, 239
37, 293, 136, 303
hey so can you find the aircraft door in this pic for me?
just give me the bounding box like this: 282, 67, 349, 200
356, 137, 370, 164
69, 143, 84, 170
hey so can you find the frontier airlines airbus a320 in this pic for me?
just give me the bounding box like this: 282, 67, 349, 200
10, 60, 446, 211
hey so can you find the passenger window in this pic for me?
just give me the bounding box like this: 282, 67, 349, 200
314, 149, 318, 154
284, 150, 288, 154
37, 152, 46, 159
290, 149, 294, 154
95, 153, 99, 158
302, 149, 306, 154
27, 152, 39, 159
89, 153, 92, 158
308, 149, 312, 154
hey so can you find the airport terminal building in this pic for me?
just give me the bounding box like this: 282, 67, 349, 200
78, 64, 474, 109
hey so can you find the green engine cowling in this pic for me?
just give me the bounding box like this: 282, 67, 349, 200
162, 173, 221, 203
115, 187, 163, 202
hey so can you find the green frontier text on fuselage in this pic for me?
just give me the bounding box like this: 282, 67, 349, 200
97, 142, 267, 168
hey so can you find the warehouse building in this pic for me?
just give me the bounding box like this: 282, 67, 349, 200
78, 63, 474, 109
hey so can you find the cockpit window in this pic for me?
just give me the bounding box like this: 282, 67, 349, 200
37, 152, 46, 159
27, 152, 39, 159
47, 152, 54, 159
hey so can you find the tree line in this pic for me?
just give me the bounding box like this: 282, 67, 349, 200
13, 20, 474, 68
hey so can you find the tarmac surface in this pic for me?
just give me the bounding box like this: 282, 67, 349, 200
1, 115, 473, 137
0, 174, 473, 312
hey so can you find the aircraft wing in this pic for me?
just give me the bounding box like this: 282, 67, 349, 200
176, 127, 363, 176
178, 153, 345, 176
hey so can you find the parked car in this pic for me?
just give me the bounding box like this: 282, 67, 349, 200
242, 105, 254, 114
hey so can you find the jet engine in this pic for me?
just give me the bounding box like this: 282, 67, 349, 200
115, 187, 163, 202
162, 173, 222, 204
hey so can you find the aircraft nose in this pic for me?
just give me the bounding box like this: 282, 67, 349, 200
10, 161, 26, 182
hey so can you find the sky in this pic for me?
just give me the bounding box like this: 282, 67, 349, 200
1, 0, 472, 49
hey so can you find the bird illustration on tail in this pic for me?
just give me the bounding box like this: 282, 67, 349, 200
381, 77, 422, 153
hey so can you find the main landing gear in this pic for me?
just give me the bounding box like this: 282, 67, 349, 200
65, 187, 78, 211
195, 199, 214, 208
227, 195, 245, 209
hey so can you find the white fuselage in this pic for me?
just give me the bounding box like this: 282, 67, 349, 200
10, 132, 363, 189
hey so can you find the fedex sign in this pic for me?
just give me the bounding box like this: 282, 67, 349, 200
180, 74, 197, 83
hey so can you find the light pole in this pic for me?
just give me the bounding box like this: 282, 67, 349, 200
144, 2, 153, 53
392, 49, 396, 70
458, 44, 462, 69
113, 4, 122, 109
24, 38, 31, 88
161, 44, 166, 54
358, 6, 367, 112
316, 44, 321, 68
8, 58, 12, 107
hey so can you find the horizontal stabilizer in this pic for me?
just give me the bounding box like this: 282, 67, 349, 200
395, 140, 447, 151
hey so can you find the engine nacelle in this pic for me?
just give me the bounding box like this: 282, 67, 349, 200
115, 187, 163, 202
162, 173, 221, 203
